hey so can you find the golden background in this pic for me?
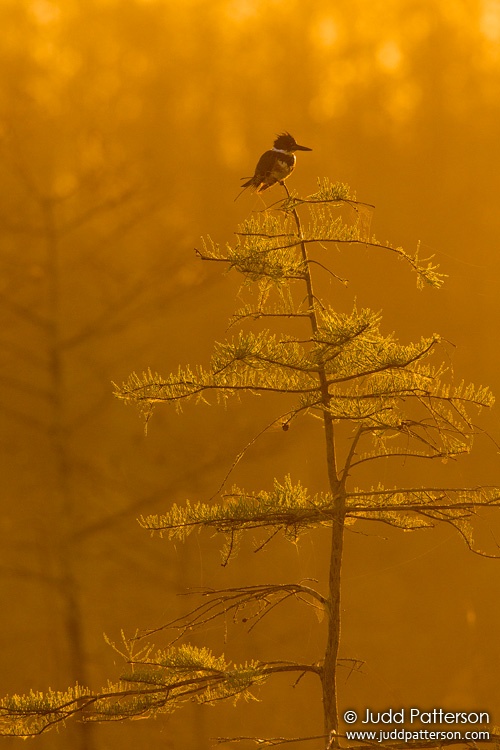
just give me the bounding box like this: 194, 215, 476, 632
1, 1, 499, 748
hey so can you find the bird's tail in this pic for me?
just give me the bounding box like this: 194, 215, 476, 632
234, 177, 254, 202
234, 184, 249, 202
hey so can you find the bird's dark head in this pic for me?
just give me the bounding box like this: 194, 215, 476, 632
273, 132, 312, 153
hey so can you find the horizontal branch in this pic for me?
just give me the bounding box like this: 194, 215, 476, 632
0, 658, 322, 738
347, 486, 500, 501
136, 582, 327, 641
213, 733, 329, 746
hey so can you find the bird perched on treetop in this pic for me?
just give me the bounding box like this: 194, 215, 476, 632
236, 132, 312, 199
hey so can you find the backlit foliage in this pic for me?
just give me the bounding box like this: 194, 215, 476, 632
0, 641, 268, 737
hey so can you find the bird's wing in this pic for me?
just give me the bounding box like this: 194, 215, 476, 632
252, 149, 275, 179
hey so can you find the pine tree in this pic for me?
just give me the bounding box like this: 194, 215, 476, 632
1, 179, 498, 747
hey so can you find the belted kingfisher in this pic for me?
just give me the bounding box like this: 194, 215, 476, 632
238, 132, 312, 196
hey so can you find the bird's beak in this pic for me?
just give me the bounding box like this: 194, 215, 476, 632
295, 143, 312, 151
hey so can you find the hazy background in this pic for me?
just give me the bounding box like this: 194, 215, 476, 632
1, 1, 499, 748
